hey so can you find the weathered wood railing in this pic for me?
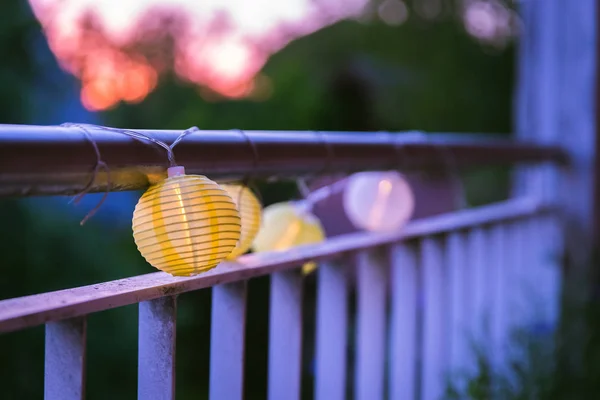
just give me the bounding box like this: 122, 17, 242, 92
0, 122, 569, 399
0, 196, 560, 400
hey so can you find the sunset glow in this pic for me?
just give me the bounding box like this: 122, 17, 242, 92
28, 0, 368, 110
28, 0, 514, 111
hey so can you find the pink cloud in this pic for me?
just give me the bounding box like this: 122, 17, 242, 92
29, 0, 368, 110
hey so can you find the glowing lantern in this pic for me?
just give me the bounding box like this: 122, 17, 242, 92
343, 171, 414, 232
132, 166, 242, 276
220, 183, 262, 260
252, 201, 325, 275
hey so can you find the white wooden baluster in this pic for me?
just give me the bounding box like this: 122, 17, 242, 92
526, 215, 561, 327
421, 237, 448, 400
389, 243, 418, 400
466, 228, 487, 357
355, 249, 387, 400
524, 217, 544, 317
315, 261, 348, 400
502, 219, 529, 384
45, 316, 87, 400
268, 269, 303, 400
138, 296, 177, 400
447, 231, 469, 391
509, 220, 528, 329
489, 224, 507, 374
504, 221, 519, 332
540, 214, 561, 327
209, 282, 247, 400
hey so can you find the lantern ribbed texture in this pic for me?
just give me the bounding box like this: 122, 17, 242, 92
221, 184, 262, 260
132, 173, 241, 276
252, 202, 325, 274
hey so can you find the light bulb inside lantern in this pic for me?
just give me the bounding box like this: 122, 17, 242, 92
252, 201, 325, 275
343, 171, 414, 232
220, 183, 262, 260
132, 167, 242, 276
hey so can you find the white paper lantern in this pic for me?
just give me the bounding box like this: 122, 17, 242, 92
343, 170, 414, 232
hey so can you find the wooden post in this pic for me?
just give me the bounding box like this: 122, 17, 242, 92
515, 0, 598, 377
516, 0, 597, 260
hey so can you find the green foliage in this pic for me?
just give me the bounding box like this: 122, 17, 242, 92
104, 17, 514, 135
444, 273, 600, 400
0, 0, 41, 124
445, 325, 557, 400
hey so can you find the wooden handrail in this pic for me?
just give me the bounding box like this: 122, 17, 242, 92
0, 124, 567, 197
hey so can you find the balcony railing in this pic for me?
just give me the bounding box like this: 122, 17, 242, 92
0, 125, 566, 400
0, 125, 566, 196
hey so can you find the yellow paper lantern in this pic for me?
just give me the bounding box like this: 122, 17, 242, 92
252, 201, 325, 275
132, 166, 242, 276
220, 183, 262, 260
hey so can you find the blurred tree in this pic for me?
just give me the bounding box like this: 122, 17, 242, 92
0, 0, 39, 124
104, 17, 514, 135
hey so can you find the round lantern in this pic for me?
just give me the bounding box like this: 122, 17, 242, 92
220, 183, 262, 260
343, 170, 414, 232
132, 166, 242, 276
252, 201, 325, 275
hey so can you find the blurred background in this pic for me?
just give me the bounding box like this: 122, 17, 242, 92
0, 0, 522, 398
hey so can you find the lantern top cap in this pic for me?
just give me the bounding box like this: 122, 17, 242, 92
167, 166, 186, 177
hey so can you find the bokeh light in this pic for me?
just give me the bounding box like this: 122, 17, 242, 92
463, 0, 515, 46
378, 0, 409, 26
